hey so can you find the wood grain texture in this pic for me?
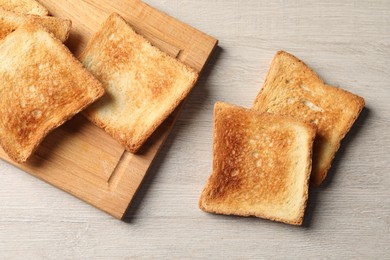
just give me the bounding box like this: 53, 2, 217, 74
0, 0, 217, 219
1, 0, 389, 259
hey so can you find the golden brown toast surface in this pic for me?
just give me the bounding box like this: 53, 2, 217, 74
0, 23, 104, 163
253, 51, 365, 185
80, 13, 198, 153
0, 9, 71, 42
199, 102, 316, 225
0, 0, 48, 15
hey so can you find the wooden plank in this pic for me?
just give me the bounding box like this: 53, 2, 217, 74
0, 0, 217, 219
1, 1, 389, 259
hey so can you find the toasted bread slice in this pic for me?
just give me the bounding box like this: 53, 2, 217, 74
0, 9, 71, 42
0, 23, 104, 163
79, 13, 198, 153
0, 0, 48, 15
253, 51, 365, 185
199, 102, 316, 225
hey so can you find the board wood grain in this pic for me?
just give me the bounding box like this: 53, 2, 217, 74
0, 0, 217, 219
1, 1, 389, 259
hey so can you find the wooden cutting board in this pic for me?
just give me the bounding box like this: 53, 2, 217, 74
0, 0, 217, 219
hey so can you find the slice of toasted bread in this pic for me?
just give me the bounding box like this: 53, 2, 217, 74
0, 23, 104, 163
79, 13, 198, 153
253, 51, 365, 186
0, 9, 71, 42
199, 102, 316, 225
0, 0, 48, 15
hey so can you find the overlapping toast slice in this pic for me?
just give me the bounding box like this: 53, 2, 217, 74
0, 0, 48, 16
199, 102, 316, 225
79, 13, 198, 153
0, 23, 104, 163
0, 9, 71, 42
253, 51, 365, 185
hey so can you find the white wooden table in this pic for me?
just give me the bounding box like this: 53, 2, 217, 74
1, 1, 389, 258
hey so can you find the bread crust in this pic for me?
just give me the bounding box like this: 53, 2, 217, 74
79, 13, 198, 153
0, 0, 48, 16
253, 51, 365, 185
0, 9, 71, 42
0, 22, 104, 163
199, 102, 316, 225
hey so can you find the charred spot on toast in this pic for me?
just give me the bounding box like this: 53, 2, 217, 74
209, 110, 247, 200
0, 25, 15, 40
210, 103, 296, 205
200, 102, 315, 225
